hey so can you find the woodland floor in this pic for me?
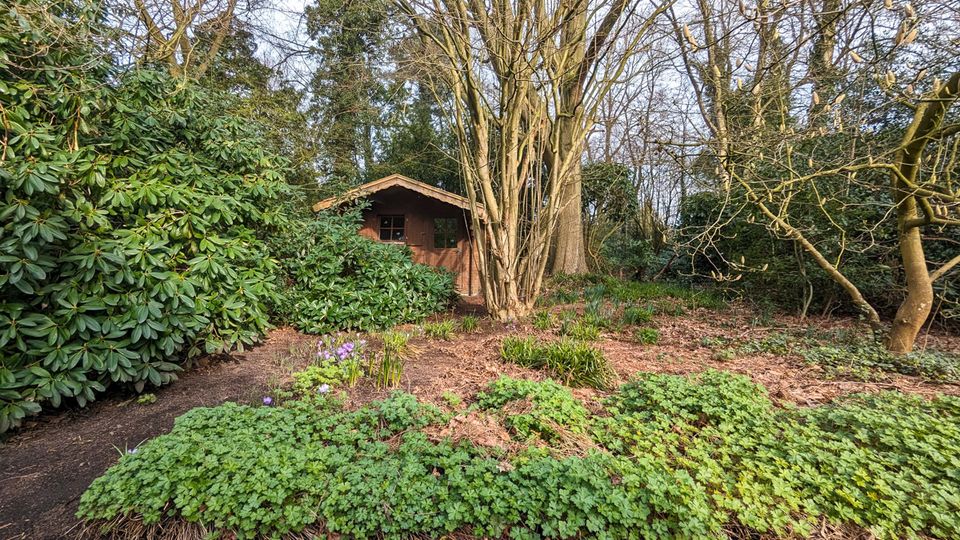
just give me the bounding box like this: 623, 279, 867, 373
2, 301, 959, 540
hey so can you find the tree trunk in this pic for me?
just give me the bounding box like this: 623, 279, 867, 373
551, 161, 588, 275
887, 212, 932, 353
886, 72, 960, 353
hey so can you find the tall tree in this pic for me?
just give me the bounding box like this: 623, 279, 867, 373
549, 0, 644, 275
306, 0, 390, 187
368, 81, 463, 192
396, 0, 669, 319
198, 21, 320, 191
112, 0, 244, 78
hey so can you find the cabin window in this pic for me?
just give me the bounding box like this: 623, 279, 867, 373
434, 218, 458, 248
379, 215, 405, 241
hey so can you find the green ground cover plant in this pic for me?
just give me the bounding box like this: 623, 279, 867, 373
738, 331, 960, 382
79, 371, 960, 539
500, 336, 614, 389
475, 376, 590, 441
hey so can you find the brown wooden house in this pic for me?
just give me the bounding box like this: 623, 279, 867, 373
313, 174, 483, 296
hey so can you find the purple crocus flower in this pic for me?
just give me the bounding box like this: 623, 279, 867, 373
127, 448, 138, 455
262, 396, 273, 406
318, 383, 330, 394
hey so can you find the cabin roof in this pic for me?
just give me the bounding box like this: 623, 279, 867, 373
312, 174, 484, 220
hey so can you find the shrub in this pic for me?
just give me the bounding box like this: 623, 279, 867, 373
500, 336, 614, 389
0, 4, 293, 431
423, 320, 456, 340
270, 208, 456, 334
633, 327, 659, 344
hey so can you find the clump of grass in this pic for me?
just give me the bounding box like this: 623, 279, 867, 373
544, 339, 614, 389
500, 335, 538, 365
459, 315, 479, 333
557, 319, 601, 341
500, 336, 614, 389
532, 310, 554, 330
633, 327, 659, 345
423, 320, 456, 340
378, 331, 411, 388
583, 310, 616, 330
621, 306, 654, 325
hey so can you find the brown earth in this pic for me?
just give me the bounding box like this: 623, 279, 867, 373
2, 302, 959, 540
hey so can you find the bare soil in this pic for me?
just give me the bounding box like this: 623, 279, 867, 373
2, 302, 958, 540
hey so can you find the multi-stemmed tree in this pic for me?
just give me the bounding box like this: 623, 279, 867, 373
395, 0, 670, 319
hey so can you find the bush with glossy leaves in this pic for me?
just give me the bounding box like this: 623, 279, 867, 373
0, 0, 294, 431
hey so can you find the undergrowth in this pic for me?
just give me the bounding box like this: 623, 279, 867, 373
476, 377, 589, 441
738, 331, 960, 383
79, 371, 960, 539
539, 274, 725, 311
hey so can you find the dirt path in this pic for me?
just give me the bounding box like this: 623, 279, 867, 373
0, 328, 315, 540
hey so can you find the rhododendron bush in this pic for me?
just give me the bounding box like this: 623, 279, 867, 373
0, 1, 293, 431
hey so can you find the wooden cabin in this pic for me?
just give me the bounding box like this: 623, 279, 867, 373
313, 174, 483, 296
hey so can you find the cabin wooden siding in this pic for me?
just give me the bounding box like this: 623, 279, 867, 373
355, 186, 480, 295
